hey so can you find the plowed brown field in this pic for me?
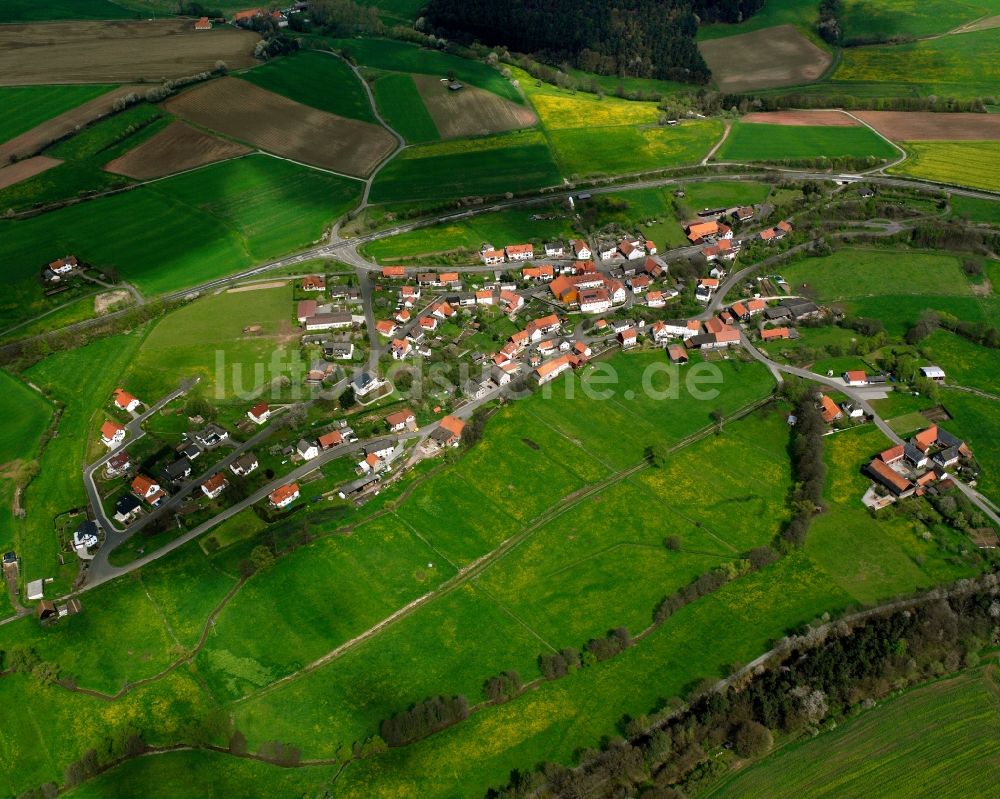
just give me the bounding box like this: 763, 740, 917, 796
742, 110, 859, 126
163, 78, 396, 177
0, 20, 258, 85
699, 25, 832, 92
855, 111, 1000, 141
104, 121, 251, 179
412, 74, 537, 139
0, 156, 62, 190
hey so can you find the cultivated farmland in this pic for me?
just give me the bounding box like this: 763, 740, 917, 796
164, 77, 396, 177
0, 156, 63, 191
0, 20, 259, 85
0, 85, 113, 144
717, 121, 898, 162
412, 74, 537, 139
699, 25, 832, 92
856, 111, 1000, 140
238, 50, 377, 124
103, 122, 252, 180
368, 130, 562, 202
892, 141, 1000, 191
741, 110, 859, 126
371, 72, 440, 143
711, 669, 1000, 798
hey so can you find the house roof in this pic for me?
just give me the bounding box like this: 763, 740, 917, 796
880, 445, 905, 463
819, 394, 842, 423
301, 274, 324, 290
249, 402, 269, 417
844, 370, 867, 382
698, 277, 720, 288
108, 451, 130, 468
704, 317, 725, 335
505, 244, 533, 255
101, 420, 124, 439
113, 388, 138, 408
438, 415, 465, 438
747, 299, 766, 312
714, 328, 740, 344
667, 344, 688, 361
319, 431, 343, 448
730, 302, 748, 317
914, 426, 938, 451
686, 221, 718, 241
419, 316, 436, 328
365, 453, 381, 467
269, 483, 299, 504
760, 327, 790, 340
132, 475, 157, 494
375, 320, 396, 335
386, 409, 415, 426
868, 458, 911, 494
777, 220, 793, 233
439, 271, 460, 282
202, 473, 226, 493
571, 239, 590, 254
382, 266, 406, 278
760, 228, 776, 240
297, 299, 317, 319
619, 327, 637, 340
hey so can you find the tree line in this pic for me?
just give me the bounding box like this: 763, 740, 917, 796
487, 574, 1000, 798
423, 0, 765, 83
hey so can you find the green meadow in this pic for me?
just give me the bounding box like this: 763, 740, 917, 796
780, 249, 980, 335
950, 195, 1000, 224
919, 330, 1000, 396
892, 141, 1000, 192
328, 37, 523, 103
0, 371, 53, 554
362, 206, 575, 262
711, 669, 1000, 798
697, 0, 823, 41
370, 72, 440, 143
939, 392, 1000, 502
717, 122, 898, 162
0, 0, 135, 20
0, 85, 114, 143
238, 51, 377, 124
369, 131, 561, 202
0, 155, 360, 327
840, 0, 1000, 41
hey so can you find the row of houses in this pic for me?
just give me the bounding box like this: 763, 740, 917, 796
864, 425, 974, 504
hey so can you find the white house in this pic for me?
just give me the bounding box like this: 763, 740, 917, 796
505, 244, 534, 262
351, 372, 384, 397
920, 365, 946, 381
296, 439, 320, 460
247, 403, 270, 425
269, 483, 299, 508
597, 242, 618, 261
201, 473, 228, 500
391, 338, 412, 360
113, 388, 141, 413
544, 241, 565, 257
365, 439, 396, 459
101, 420, 126, 448
843, 370, 868, 387
663, 320, 701, 340
481, 247, 505, 265
579, 288, 611, 314
571, 239, 592, 260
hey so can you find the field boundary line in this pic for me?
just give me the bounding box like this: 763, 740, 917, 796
469, 581, 559, 653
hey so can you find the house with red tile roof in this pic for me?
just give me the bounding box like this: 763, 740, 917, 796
395, 308, 411, 324
386, 409, 416, 432
714, 327, 740, 346
431, 301, 455, 319
382, 266, 407, 279
106, 450, 131, 476
431, 415, 465, 448
819, 394, 843, 424
534, 354, 580, 384
481, 248, 505, 265
375, 320, 397, 337
579, 287, 611, 314
704, 317, 726, 336
194, 16, 212, 29
269, 482, 300, 508
201, 473, 227, 500
571, 239, 592, 260
499, 290, 525, 314
880, 445, 905, 464
319, 430, 343, 449
866, 458, 914, 497
760, 327, 791, 341
618, 328, 638, 348
843, 370, 868, 386
247, 403, 270, 425
668, 344, 688, 364
101, 420, 126, 448
522, 264, 554, 281
132, 475, 166, 505
475, 289, 494, 305
746, 299, 766, 315
419, 316, 438, 331
297, 300, 317, 323
301, 275, 325, 292
505, 244, 534, 261
391, 338, 412, 360
646, 290, 665, 308
113, 388, 141, 413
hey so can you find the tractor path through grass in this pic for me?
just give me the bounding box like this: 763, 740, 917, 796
702, 119, 732, 165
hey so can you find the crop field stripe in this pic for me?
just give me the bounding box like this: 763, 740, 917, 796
468, 581, 559, 653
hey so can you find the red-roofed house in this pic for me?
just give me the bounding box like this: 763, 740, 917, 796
880, 445, 905, 464
433, 415, 466, 448
481, 248, 505, 265
391, 338, 412, 360
201, 473, 227, 500
747, 299, 766, 315
579, 287, 611, 314
395, 308, 411, 324
843, 370, 868, 386
714, 328, 740, 347
505, 244, 534, 262
297, 300, 317, 323
269, 482, 300, 509
618, 328, 638, 348
195, 16, 212, 29
386, 409, 416, 432
375, 320, 397, 337
760, 327, 791, 341
866, 458, 913, 497
704, 317, 726, 335
319, 430, 343, 449
247, 403, 270, 425
476, 289, 494, 305
382, 266, 406, 279
646, 290, 665, 308
913, 426, 939, 453
819, 394, 843, 424
730, 302, 749, 321
419, 316, 438, 331
523, 264, 554, 281
499, 290, 525, 314
132, 475, 166, 506
301, 275, 325, 292
101, 420, 126, 448
668, 344, 688, 364
113, 388, 141, 413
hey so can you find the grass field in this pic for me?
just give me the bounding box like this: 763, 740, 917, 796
362, 206, 575, 262
717, 122, 898, 162
919, 330, 1000, 395
369, 130, 562, 202
19, 332, 146, 589
841, 0, 1000, 40
329, 37, 522, 103
939, 392, 1000, 502
0, 371, 53, 555
122, 284, 302, 402
711, 668, 1000, 798
548, 120, 723, 177
950, 195, 1000, 223
0, 0, 136, 20
780, 249, 979, 334
892, 141, 1000, 191
830, 28, 1000, 99
239, 51, 377, 124
370, 72, 440, 143
697, 0, 823, 41
0, 155, 360, 324
0, 85, 114, 144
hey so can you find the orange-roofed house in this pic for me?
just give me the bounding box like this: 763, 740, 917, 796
395, 308, 411, 324
319, 430, 343, 449
523, 264, 554, 281
618, 328, 638, 348
391, 338, 412, 360
698, 277, 720, 289
549, 275, 579, 304
438, 271, 461, 285
382, 266, 406, 279
195, 16, 212, 29
704, 317, 726, 336
247, 402, 270, 425
375, 320, 397, 337
499, 290, 525, 314
866, 458, 914, 497
132, 475, 166, 505
571, 239, 592, 260
686, 221, 718, 243
431, 301, 455, 319
913, 426, 939, 453
819, 394, 843, 424
647, 290, 665, 308
668, 344, 689, 364
759, 228, 777, 242
301, 274, 325, 292
534, 354, 574, 384
476, 289, 494, 305
269, 482, 300, 509
505, 244, 534, 262
419, 316, 438, 331
525, 313, 561, 340
201, 473, 227, 500
233, 8, 263, 24
481, 248, 505, 265
880, 445, 905, 464
760, 327, 791, 341
297, 299, 317, 323
431, 415, 466, 448
777, 220, 793, 235
730, 302, 749, 321
843, 370, 868, 387
747, 299, 766, 315
101, 420, 126, 448
714, 328, 740, 347
113, 388, 141, 413
386, 409, 416, 432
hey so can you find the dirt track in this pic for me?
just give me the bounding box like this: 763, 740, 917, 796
104, 121, 251, 179
163, 77, 396, 177
0, 155, 62, 189
855, 111, 1000, 141
412, 74, 537, 139
699, 25, 831, 92
0, 20, 258, 85
742, 110, 859, 126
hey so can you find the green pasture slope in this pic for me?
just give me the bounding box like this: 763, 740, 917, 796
840, 0, 1000, 41
369, 130, 561, 202
919, 330, 1000, 396
329, 37, 523, 103
0, 103, 170, 212
697, 0, 822, 41
711, 669, 1000, 798
717, 122, 898, 162
951, 195, 1000, 224
370, 72, 440, 143
362, 206, 574, 262
238, 51, 377, 124
0, 371, 52, 555
0, 155, 360, 328
780, 248, 982, 335
0, 0, 135, 20
0, 85, 114, 144
942, 392, 1000, 503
